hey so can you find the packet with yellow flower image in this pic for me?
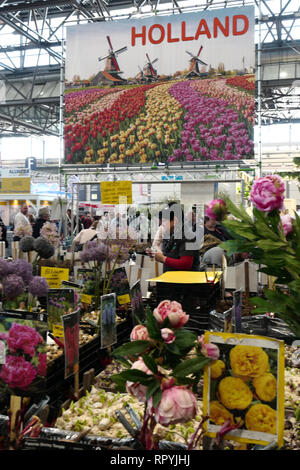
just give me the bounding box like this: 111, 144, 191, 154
203, 331, 285, 448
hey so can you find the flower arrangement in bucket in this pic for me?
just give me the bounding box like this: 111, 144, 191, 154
214, 174, 300, 338
79, 227, 136, 315
111, 300, 219, 450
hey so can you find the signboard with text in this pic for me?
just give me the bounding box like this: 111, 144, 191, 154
65, 7, 255, 166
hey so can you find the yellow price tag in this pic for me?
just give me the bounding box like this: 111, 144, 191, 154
52, 324, 64, 339
117, 294, 130, 305
81, 293, 92, 304
41, 266, 69, 288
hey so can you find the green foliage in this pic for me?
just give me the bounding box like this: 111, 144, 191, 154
111, 307, 212, 406
220, 196, 300, 337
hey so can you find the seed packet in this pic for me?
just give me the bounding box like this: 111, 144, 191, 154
47, 288, 76, 336
203, 331, 285, 448
100, 293, 117, 349
0, 315, 47, 396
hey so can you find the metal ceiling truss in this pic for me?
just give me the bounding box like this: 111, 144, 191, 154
0, 0, 298, 136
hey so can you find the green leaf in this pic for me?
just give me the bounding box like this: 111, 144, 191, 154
113, 357, 131, 369
222, 220, 257, 240
173, 356, 210, 377
112, 340, 151, 358
220, 239, 256, 256
254, 221, 280, 241
110, 374, 127, 391
146, 378, 161, 401
173, 329, 197, 351
256, 239, 287, 251
146, 306, 162, 341
223, 198, 253, 224
165, 343, 181, 356
152, 387, 162, 408
250, 296, 271, 308
142, 354, 158, 374
114, 369, 153, 385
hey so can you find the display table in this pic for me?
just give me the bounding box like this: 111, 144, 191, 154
148, 271, 223, 333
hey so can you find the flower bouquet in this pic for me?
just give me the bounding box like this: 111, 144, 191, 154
111, 300, 219, 450
217, 174, 300, 338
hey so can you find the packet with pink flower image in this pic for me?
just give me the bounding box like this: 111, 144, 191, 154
47, 288, 76, 334
63, 310, 80, 379
0, 315, 47, 397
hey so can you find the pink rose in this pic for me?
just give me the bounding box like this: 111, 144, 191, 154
153, 300, 189, 329
198, 335, 220, 361
161, 328, 175, 344
126, 358, 153, 403
130, 325, 150, 342
149, 386, 197, 426
280, 214, 293, 237
250, 174, 285, 212
205, 199, 227, 221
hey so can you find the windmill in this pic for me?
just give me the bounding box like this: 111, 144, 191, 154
184, 46, 208, 78
94, 36, 127, 85
143, 53, 159, 81
135, 66, 146, 83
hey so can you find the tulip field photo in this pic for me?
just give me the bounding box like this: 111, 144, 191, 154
203, 331, 285, 447
64, 7, 255, 166
64, 76, 254, 165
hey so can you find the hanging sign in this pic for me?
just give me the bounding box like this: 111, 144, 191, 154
64, 6, 255, 166
100, 181, 132, 204
0, 169, 31, 194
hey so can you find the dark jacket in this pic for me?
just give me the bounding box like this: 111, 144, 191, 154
0, 217, 7, 247
162, 225, 200, 272
33, 218, 47, 238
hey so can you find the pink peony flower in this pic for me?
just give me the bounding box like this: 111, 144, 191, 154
280, 214, 293, 237
198, 335, 220, 361
126, 358, 153, 403
6, 323, 43, 357
161, 328, 175, 344
250, 174, 285, 212
149, 386, 198, 426
0, 355, 37, 390
130, 325, 150, 342
205, 199, 227, 221
153, 300, 189, 329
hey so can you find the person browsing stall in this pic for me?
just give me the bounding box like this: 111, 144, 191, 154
152, 202, 200, 272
